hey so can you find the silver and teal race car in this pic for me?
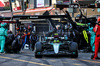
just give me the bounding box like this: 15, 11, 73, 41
34, 33, 78, 58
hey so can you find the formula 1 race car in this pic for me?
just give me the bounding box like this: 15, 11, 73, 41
34, 33, 78, 58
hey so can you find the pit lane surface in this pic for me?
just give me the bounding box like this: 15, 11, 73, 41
0, 49, 100, 66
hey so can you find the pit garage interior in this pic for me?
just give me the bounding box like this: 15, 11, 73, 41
15, 18, 61, 41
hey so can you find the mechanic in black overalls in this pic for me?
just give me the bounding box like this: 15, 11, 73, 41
64, 22, 76, 41
56, 23, 64, 37
75, 14, 89, 50
5, 30, 15, 53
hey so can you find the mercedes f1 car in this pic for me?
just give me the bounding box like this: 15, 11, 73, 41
35, 35, 78, 58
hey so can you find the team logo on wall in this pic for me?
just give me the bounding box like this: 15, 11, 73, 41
37, 0, 44, 7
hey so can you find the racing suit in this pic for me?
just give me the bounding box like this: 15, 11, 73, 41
93, 24, 100, 58
0, 23, 7, 53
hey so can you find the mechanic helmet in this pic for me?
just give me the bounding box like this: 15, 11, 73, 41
65, 24, 68, 29
27, 32, 30, 35
28, 25, 32, 30
76, 14, 82, 19
17, 35, 21, 39
7, 30, 12, 34
97, 17, 100, 23
75, 14, 82, 22
1, 23, 7, 27
56, 24, 61, 30
65, 24, 67, 29
16, 27, 20, 31
88, 23, 91, 26
32, 31, 36, 35
23, 27, 27, 32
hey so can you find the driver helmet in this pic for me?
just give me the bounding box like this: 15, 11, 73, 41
54, 33, 58, 36
54, 33, 59, 38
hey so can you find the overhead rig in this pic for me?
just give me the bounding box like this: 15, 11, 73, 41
0, 5, 98, 28
0, 15, 68, 20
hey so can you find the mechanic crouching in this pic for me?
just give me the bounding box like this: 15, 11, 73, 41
4, 30, 15, 53
92, 17, 100, 60
0, 23, 8, 54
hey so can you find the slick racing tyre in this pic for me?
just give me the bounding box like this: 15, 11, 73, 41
35, 42, 42, 58
69, 42, 78, 58
69, 42, 78, 52
71, 50, 78, 58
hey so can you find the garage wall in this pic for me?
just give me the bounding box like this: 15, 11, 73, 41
33, 24, 49, 35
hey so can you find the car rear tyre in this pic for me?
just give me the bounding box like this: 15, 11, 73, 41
35, 53, 42, 58
69, 42, 78, 52
71, 51, 78, 58
69, 42, 78, 58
